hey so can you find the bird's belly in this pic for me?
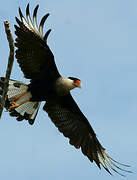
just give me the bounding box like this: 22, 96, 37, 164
28, 80, 56, 101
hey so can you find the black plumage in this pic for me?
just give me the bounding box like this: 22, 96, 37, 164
43, 94, 131, 175
0, 3, 131, 176
15, 4, 60, 81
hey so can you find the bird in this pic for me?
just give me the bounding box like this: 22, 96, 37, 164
0, 4, 131, 176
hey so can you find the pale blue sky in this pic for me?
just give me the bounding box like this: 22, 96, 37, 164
0, 0, 136, 179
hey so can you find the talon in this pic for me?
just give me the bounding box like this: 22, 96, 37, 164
8, 103, 20, 111
8, 99, 30, 111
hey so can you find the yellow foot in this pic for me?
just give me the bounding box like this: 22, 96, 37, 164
8, 102, 20, 111
8, 99, 30, 111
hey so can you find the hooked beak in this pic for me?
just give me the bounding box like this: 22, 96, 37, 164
73, 80, 82, 88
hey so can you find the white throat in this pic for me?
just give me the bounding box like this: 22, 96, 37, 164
55, 77, 75, 95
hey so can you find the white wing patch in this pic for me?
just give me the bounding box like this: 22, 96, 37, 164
18, 4, 51, 41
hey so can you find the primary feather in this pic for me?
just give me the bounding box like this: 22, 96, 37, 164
43, 94, 131, 176
0, 4, 132, 176
14, 3, 60, 80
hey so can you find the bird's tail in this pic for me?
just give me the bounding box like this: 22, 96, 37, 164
0, 77, 41, 125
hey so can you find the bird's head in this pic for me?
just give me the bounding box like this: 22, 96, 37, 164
68, 77, 82, 89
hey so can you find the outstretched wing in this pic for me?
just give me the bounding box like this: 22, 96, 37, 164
14, 4, 60, 81
43, 94, 131, 176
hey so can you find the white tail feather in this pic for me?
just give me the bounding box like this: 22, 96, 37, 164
16, 101, 40, 119
7, 79, 41, 122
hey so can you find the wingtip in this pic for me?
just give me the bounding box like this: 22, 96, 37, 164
39, 13, 50, 35
40, 13, 50, 25
27, 3, 30, 8
19, 7, 23, 19
33, 4, 39, 18
14, 24, 18, 29
26, 3, 30, 16
15, 16, 21, 25
36, 4, 39, 10
44, 29, 52, 41
109, 156, 132, 168
101, 151, 133, 176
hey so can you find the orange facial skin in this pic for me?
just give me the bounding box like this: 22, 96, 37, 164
73, 80, 82, 88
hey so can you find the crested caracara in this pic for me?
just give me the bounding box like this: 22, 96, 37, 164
0, 4, 131, 176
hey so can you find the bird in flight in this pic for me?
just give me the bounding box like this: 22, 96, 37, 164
0, 4, 131, 176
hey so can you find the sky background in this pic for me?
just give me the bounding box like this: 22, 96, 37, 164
0, 0, 137, 179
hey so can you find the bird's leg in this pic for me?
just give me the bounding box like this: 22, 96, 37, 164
8, 99, 30, 111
